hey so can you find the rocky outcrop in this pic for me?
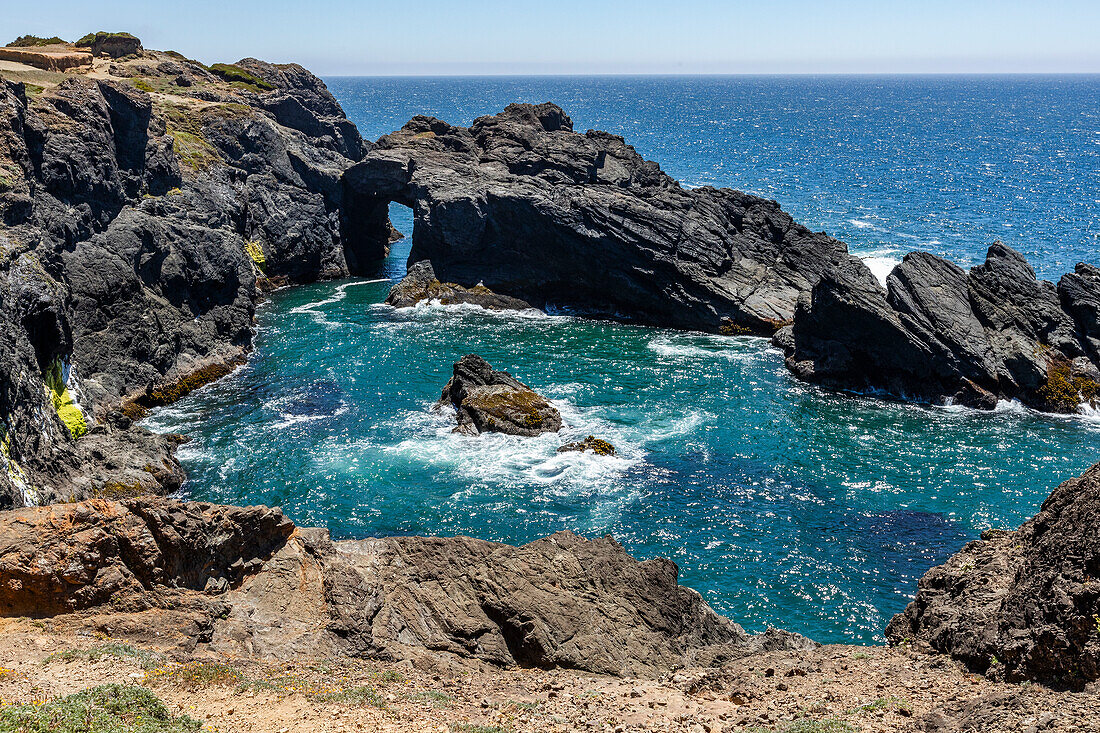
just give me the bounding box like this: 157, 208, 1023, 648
440, 354, 562, 436
777, 243, 1100, 412
558, 435, 616, 456
0, 46, 92, 71
0, 497, 293, 616
0, 496, 814, 675
0, 48, 377, 506
386, 260, 533, 310
887, 462, 1100, 689
344, 102, 855, 332
74, 32, 142, 58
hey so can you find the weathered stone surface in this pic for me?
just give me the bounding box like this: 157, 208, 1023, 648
0, 497, 293, 616
557, 435, 617, 456
74, 32, 142, 58
0, 496, 814, 675
440, 354, 562, 436
320, 530, 814, 675
887, 462, 1100, 688
386, 260, 533, 310
0, 49, 373, 506
344, 103, 855, 332
0, 46, 92, 71
779, 243, 1100, 412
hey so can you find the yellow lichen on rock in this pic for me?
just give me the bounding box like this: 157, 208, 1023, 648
43, 358, 87, 439
244, 241, 267, 272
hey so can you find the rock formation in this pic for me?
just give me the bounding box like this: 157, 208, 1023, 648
439, 354, 562, 436
887, 461, 1100, 689
776, 243, 1100, 413
0, 496, 815, 676
344, 103, 855, 332
386, 260, 533, 310
558, 435, 617, 456
0, 44, 382, 506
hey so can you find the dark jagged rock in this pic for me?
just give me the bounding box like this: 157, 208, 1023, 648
0, 49, 374, 506
0, 496, 815, 674
439, 354, 562, 436
343, 102, 855, 332
887, 462, 1100, 689
558, 435, 617, 456
386, 260, 533, 310
778, 243, 1100, 413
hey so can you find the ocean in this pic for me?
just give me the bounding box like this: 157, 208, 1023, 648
142, 75, 1100, 644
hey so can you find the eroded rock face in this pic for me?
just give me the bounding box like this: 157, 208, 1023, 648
778, 243, 1100, 412
386, 260, 533, 310
440, 354, 562, 436
0, 496, 814, 675
0, 50, 372, 506
344, 103, 856, 332
887, 462, 1100, 688
0, 497, 293, 616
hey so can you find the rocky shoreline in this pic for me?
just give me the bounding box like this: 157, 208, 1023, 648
2, 32, 1100, 732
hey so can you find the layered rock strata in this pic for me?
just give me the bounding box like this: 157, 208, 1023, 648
345, 102, 855, 332
776, 243, 1100, 412
0, 496, 815, 676
0, 46, 383, 506
888, 461, 1100, 689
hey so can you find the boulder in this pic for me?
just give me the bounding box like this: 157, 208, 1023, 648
887, 462, 1100, 688
0, 497, 294, 616
386, 260, 533, 310
778, 243, 1100, 413
344, 103, 856, 333
439, 354, 562, 436
558, 435, 617, 456
74, 32, 142, 58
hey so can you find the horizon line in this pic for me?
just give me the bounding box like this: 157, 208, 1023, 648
319, 70, 1100, 79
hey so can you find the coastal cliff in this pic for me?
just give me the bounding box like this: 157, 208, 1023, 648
0, 42, 382, 507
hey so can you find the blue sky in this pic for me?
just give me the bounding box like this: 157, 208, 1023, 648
6, 0, 1100, 75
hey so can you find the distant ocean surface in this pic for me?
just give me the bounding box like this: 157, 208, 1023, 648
144, 76, 1100, 644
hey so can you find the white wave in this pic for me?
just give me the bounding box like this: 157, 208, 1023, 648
861, 255, 900, 286
648, 334, 765, 361
291, 279, 389, 327
848, 218, 875, 229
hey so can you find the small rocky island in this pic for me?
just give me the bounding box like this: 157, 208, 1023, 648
440, 354, 562, 436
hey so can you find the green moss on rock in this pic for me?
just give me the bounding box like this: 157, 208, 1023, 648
7, 35, 67, 47
208, 63, 274, 91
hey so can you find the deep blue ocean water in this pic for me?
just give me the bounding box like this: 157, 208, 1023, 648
144, 76, 1100, 644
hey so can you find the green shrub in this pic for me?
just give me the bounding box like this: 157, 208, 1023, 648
7, 35, 67, 47
208, 63, 274, 91
0, 684, 201, 733
132, 79, 155, 93
74, 31, 138, 47
46, 643, 162, 670
312, 685, 385, 708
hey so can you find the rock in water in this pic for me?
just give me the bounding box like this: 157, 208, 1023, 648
440, 354, 562, 436
777, 243, 1100, 413
386, 260, 533, 310
343, 103, 855, 333
558, 435, 617, 456
887, 462, 1100, 688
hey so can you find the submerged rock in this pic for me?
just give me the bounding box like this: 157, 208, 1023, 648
558, 435, 617, 456
440, 354, 562, 436
777, 243, 1100, 413
887, 461, 1100, 688
344, 102, 855, 333
386, 260, 533, 310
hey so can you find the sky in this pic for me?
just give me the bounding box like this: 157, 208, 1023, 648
5, 0, 1100, 75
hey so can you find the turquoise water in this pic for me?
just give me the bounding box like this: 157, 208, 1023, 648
145, 77, 1100, 644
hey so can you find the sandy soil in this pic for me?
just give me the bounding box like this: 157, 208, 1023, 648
0, 618, 1095, 732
